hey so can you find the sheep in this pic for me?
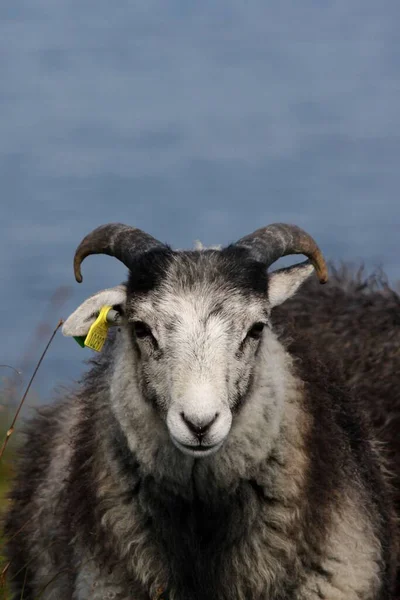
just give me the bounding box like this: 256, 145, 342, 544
3, 222, 399, 600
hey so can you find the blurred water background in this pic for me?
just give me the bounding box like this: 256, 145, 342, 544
0, 0, 399, 411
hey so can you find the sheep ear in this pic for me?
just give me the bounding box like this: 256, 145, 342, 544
268, 261, 315, 308
62, 284, 127, 337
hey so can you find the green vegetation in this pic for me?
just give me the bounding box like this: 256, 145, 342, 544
0, 444, 15, 599
0, 405, 24, 599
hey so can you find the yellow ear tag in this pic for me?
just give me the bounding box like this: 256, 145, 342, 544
84, 305, 113, 352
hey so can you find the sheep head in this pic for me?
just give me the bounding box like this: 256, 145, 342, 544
63, 223, 327, 459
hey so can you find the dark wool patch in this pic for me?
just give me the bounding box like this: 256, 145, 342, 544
62, 359, 118, 561
3, 404, 74, 599
63, 399, 98, 550
137, 474, 263, 599
175, 247, 268, 297
273, 280, 400, 599
63, 411, 131, 588
127, 246, 268, 300
126, 247, 175, 296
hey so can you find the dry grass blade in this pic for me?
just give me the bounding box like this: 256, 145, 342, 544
3, 286, 71, 408
0, 319, 64, 461
0, 562, 10, 589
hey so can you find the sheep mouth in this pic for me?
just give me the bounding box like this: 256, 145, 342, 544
171, 438, 223, 457
182, 442, 219, 451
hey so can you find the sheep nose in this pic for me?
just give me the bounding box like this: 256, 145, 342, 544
181, 412, 219, 439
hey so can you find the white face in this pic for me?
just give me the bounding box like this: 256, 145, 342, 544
62, 249, 314, 459
127, 285, 268, 457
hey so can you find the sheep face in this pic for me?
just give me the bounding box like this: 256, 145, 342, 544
126, 253, 269, 457
63, 247, 314, 458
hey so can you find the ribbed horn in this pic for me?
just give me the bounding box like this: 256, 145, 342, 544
73, 223, 166, 283
235, 223, 328, 283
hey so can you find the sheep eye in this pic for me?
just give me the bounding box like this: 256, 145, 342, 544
132, 321, 153, 340
247, 322, 265, 340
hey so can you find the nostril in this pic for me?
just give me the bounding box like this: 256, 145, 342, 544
181, 412, 219, 437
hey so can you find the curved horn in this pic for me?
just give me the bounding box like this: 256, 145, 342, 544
235, 223, 328, 284
73, 223, 165, 283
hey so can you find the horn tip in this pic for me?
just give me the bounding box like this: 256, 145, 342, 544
318, 268, 328, 284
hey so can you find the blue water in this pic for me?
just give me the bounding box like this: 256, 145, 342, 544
1, 0, 399, 407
